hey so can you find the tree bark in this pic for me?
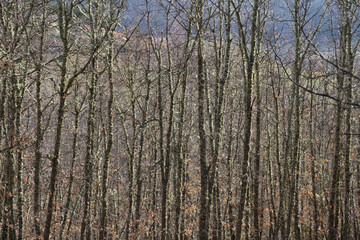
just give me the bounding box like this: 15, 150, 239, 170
235, 0, 261, 238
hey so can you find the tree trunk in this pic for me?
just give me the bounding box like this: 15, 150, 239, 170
33, 7, 46, 237
235, 0, 261, 238
99, 36, 115, 240
59, 94, 80, 240
80, 56, 98, 240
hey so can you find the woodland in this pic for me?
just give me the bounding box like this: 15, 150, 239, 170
1, 0, 360, 239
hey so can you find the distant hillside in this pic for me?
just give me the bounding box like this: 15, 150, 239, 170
124, 0, 329, 38
124, 0, 165, 31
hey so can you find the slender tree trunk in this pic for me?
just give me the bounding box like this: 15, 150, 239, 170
328, 4, 353, 238
44, 93, 66, 240
342, 4, 353, 238
124, 88, 136, 240
309, 74, 319, 240
160, 17, 176, 238
328, 61, 344, 240
16, 60, 26, 240
134, 57, 152, 234
59, 97, 80, 240
211, 2, 232, 239
253, 39, 262, 240
174, 22, 191, 239
284, 1, 302, 238
272, 66, 282, 240
44, 2, 72, 238
99, 37, 115, 240
226, 99, 235, 240
0, 66, 6, 226
235, 0, 261, 238
2, 69, 17, 240
196, 1, 210, 238
80, 56, 98, 240
33, 7, 46, 237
